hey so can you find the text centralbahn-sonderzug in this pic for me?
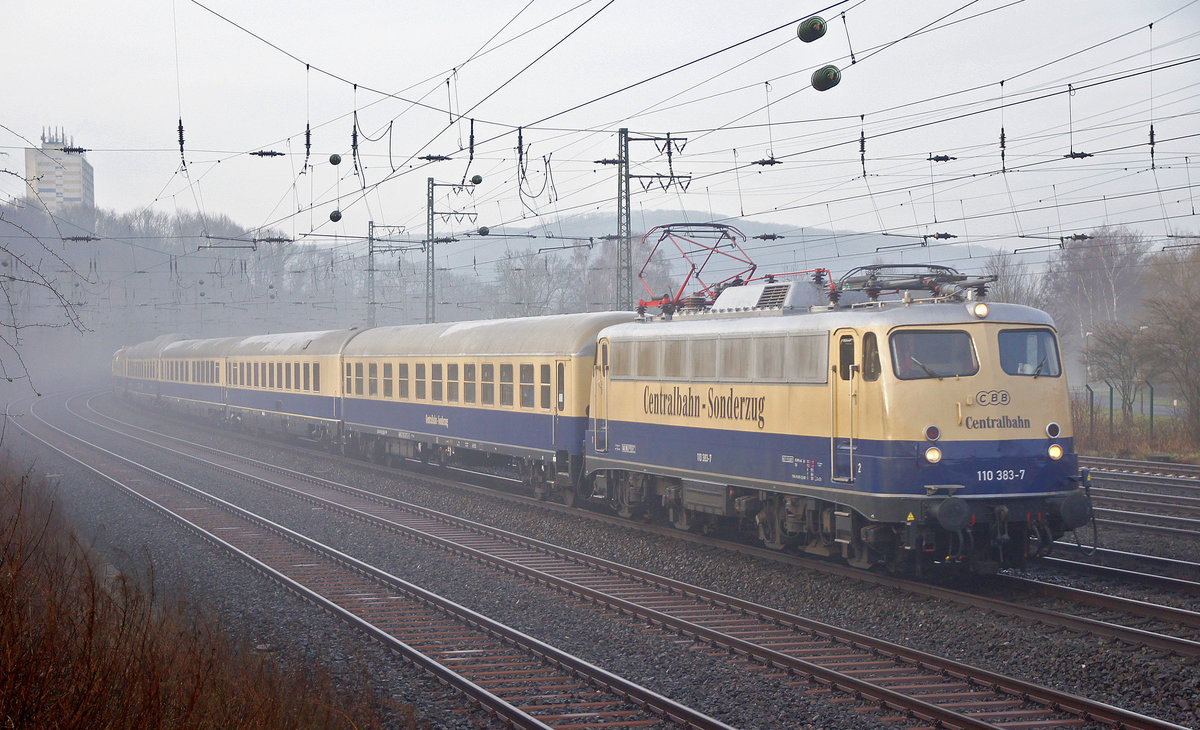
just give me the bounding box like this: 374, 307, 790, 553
643, 385, 767, 430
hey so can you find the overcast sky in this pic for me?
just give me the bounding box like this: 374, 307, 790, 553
3, 0, 1198, 275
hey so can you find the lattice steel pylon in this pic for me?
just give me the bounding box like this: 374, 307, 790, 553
616, 128, 631, 310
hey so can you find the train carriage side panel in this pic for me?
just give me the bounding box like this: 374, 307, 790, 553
159, 336, 244, 416
224, 329, 362, 434
341, 312, 635, 462
116, 333, 188, 402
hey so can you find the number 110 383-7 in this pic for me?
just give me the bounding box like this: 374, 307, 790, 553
977, 469, 1025, 481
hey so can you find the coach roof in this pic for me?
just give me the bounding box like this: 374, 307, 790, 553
345, 312, 635, 359
227, 329, 363, 357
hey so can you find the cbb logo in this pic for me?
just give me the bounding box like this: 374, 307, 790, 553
975, 390, 1010, 406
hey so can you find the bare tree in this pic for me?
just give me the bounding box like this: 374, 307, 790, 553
493, 248, 573, 318
1040, 225, 1150, 347
1083, 321, 1151, 422
981, 249, 1044, 307
0, 176, 89, 392
1138, 243, 1200, 440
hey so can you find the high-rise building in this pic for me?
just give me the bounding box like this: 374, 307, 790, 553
25, 127, 94, 213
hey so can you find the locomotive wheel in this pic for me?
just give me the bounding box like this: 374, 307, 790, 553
670, 505, 694, 531
612, 474, 641, 519
756, 499, 789, 550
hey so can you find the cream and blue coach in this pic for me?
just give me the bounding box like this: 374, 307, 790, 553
339, 312, 634, 494
224, 329, 360, 438
113, 333, 188, 400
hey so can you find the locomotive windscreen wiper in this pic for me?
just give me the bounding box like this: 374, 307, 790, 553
1032, 357, 1046, 379
909, 356, 940, 379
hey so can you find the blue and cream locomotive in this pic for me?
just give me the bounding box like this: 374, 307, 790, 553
113, 264, 1092, 573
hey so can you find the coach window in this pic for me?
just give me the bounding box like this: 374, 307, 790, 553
345, 363, 352, 393
862, 333, 881, 382
294, 363, 301, 390
398, 363, 409, 399
890, 330, 978, 380
519, 364, 534, 408
253, 362, 260, 388
383, 363, 393, 398
313, 363, 321, 391
303, 363, 311, 391
998, 328, 1061, 377
481, 363, 495, 404
463, 363, 476, 403
447, 364, 459, 402
354, 362, 364, 395
415, 363, 426, 399
368, 362, 378, 396
500, 364, 514, 406
540, 364, 551, 409
432, 363, 443, 401
286, 362, 293, 390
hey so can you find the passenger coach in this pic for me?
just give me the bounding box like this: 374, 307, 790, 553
339, 312, 634, 496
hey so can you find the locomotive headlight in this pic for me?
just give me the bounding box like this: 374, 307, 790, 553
924, 446, 943, 464
1047, 443, 1063, 460
924, 425, 941, 441
971, 301, 989, 319
1046, 422, 1062, 438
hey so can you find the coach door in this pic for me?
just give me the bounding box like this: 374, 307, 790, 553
552, 360, 567, 445
831, 329, 858, 482
593, 340, 610, 452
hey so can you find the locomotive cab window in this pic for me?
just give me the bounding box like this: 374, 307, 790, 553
890, 330, 978, 380
998, 328, 1061, 377
838, 335, 854, 381
862, 333, 881, 382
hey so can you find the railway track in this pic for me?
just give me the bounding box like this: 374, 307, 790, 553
1080, 456, 1200, 481
14, 395, 734, 730
1072, 456, 1200, 539
65, 392, 1196, 729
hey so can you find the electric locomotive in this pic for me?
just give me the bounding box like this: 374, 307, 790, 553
585, 265, 1092, 573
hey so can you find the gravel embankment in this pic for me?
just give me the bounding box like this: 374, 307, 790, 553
18, 391, 1200, 728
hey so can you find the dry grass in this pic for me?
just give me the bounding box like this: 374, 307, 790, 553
0, 461, 416, 730
1071, 394, 1199, 463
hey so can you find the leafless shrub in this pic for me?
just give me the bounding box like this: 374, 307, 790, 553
0, 461, 415, 729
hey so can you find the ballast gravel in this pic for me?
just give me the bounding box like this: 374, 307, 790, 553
18, 392, 1200, 729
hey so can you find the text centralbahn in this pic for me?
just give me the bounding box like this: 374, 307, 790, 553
964, 415, 1031, 430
